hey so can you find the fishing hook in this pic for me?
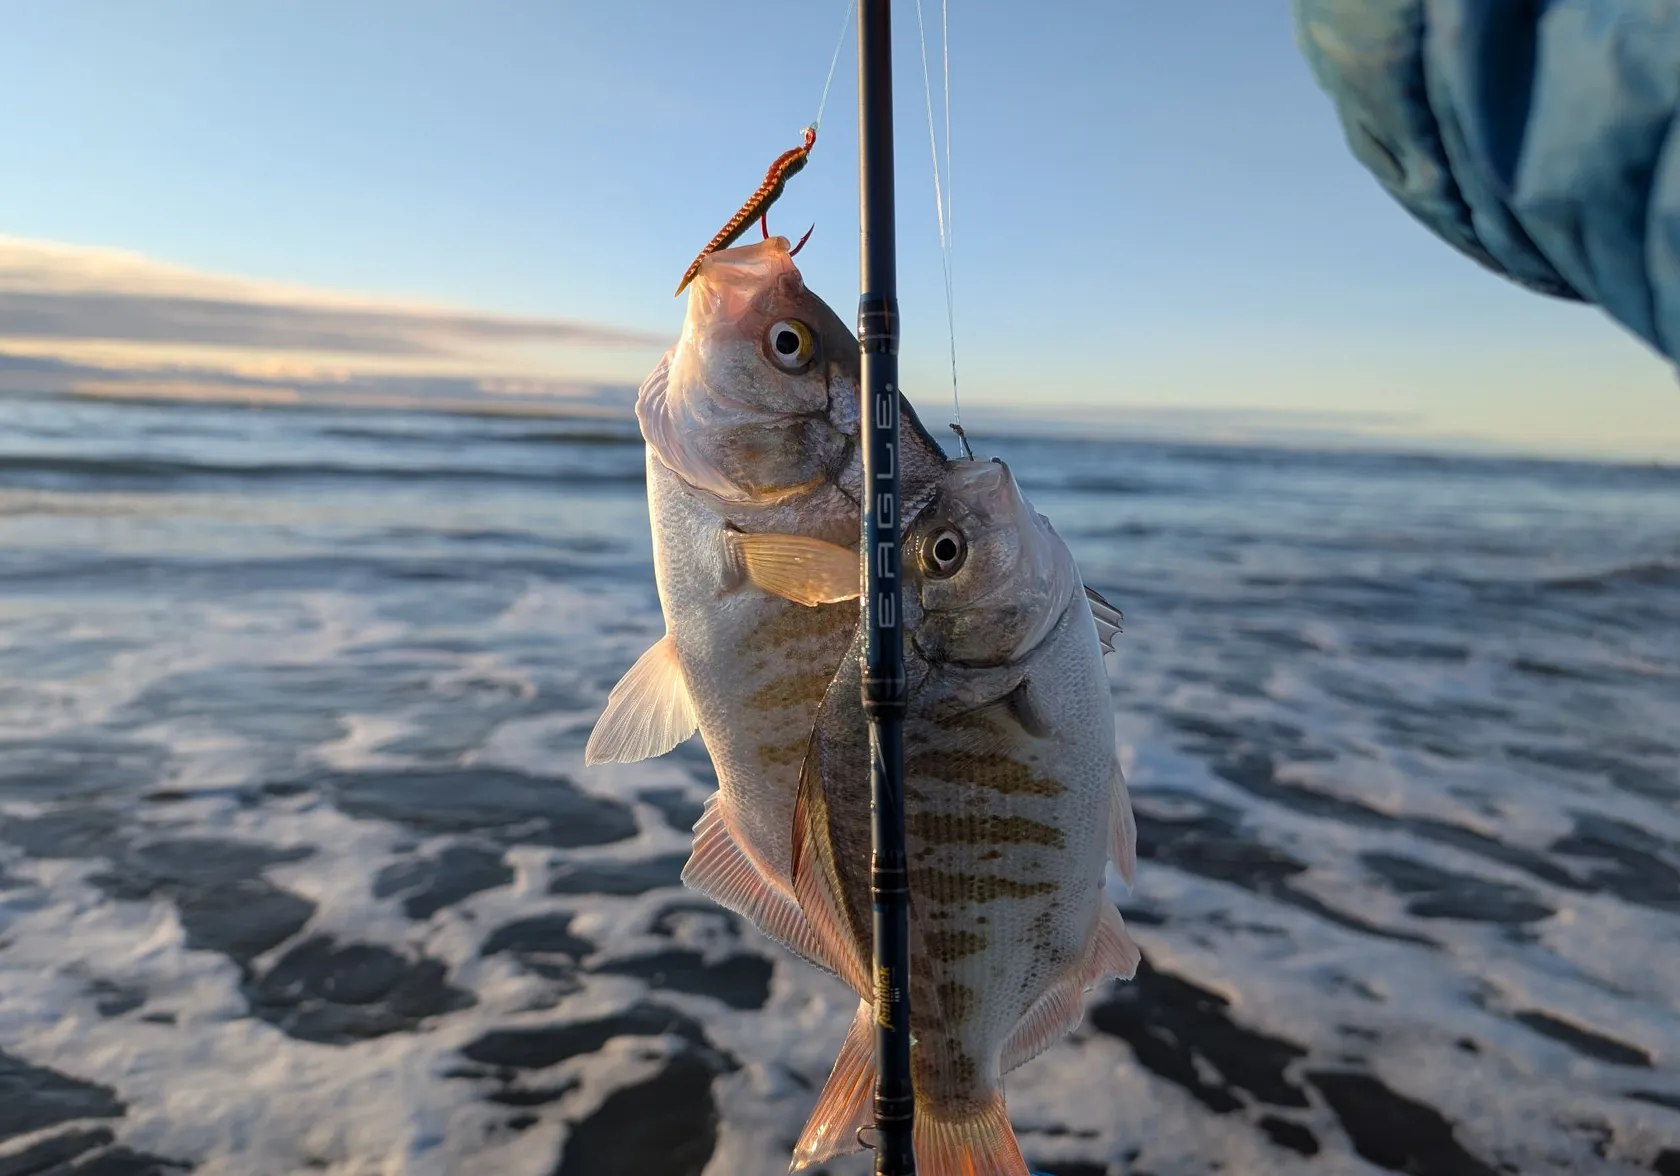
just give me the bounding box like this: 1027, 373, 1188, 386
675, 125, 818, 296
949, 421, 974, 459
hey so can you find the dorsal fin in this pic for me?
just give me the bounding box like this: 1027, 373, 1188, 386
1084, 584, 1123, 654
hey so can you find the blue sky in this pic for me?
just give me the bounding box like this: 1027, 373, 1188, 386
2, 1, 1676, 459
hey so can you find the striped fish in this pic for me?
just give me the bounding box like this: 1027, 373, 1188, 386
780, 457, 1139, 1176
584, 236, 948, 967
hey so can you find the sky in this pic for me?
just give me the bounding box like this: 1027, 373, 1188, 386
1, 0, 1677, 460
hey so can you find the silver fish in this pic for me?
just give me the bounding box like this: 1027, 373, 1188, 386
784, 457, 1140, 1176
584, 236, 949, 966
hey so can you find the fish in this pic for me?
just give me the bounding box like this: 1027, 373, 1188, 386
779, 456, 1140, 1176
583, 235, 950, 967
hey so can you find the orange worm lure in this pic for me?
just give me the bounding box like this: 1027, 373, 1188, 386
674, 126, 819, 297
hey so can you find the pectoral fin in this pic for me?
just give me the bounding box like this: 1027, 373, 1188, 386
939, 678, 1053, 739
583, 634, 698, 765
1002, 678, 1054, 739
723, 530, 860, 606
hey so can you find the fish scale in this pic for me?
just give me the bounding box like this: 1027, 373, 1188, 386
586, 236, 949, 972
584, 243, 1137, 1176
788, 458, 1140, 1176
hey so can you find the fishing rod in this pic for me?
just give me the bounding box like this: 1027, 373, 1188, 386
857, 0, 914, 1173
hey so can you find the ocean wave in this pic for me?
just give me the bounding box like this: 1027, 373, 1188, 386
0, 453, 647, 488
1057, 474, 1162, 495
1545, 559, 1680, 593
0, 392, 1677, 1176
0, 550, 643, 591
315, 424, 644, 448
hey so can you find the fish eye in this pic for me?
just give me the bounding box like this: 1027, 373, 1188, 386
920, 526, 967, 578
765, 319, 818, 371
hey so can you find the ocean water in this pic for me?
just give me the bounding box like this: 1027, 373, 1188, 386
0, 392, 1676, 1176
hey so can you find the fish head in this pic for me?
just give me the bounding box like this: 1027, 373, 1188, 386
638, 237, 860, 504
908, 458, 1079, 667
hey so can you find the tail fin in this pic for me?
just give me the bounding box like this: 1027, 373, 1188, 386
914, 1092, 1030, 1176
790, 1000, 876, 1170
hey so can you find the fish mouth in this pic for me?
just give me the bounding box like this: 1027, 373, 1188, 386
939, 456, 1016, 512
687, 238, 800, 327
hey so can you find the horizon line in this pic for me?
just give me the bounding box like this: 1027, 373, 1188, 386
11, 384, 1671, 472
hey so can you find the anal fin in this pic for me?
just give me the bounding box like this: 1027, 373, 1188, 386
790, 1000, 876, 1171
1000, 903, 1141, 1075
681, 794, 828, 970
1091, 899, 1143, 981
584, 634, 698, 765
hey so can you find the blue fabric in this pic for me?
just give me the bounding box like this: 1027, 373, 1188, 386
1292, 0, 1680, 362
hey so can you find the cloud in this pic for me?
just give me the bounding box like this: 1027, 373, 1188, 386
0, 289, 663, 356
0, 236, 663, 355
0, 235, 666, 415
0, 346, 639, 418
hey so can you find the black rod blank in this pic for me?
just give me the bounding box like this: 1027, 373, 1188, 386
857, 0, 915, 1172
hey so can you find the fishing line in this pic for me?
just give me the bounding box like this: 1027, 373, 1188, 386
811, 0, 857, 133
673, 0, 853, 295
914, 0, 966, 458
